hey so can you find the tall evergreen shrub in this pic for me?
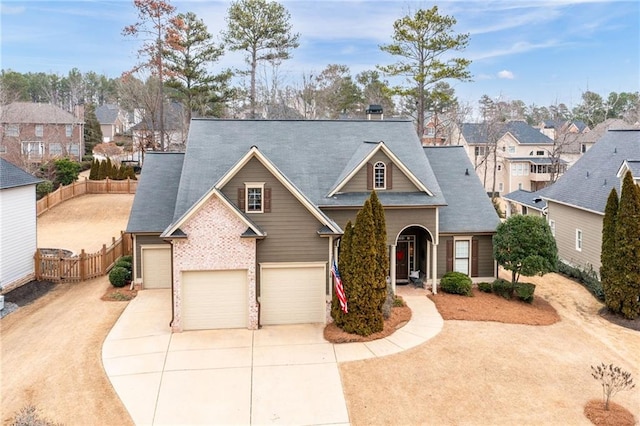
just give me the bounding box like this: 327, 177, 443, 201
601, 188, 619, 311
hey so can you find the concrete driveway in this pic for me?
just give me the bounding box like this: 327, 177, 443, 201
102, 287, 442, 425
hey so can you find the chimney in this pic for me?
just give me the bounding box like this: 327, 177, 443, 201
366, 104, 383, 120
74, 102, 85, 121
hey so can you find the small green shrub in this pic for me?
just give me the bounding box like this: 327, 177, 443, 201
558, 261, 604, 301
477, 282, 492, 293
120, 255, 133, 263
492, 278, 513, 299
36, 180, 54, 200
115, 259, 132, 270
440, 271, 473, 296
393, 296, 406, 307
109, 266, 129, 288
515, 282, 536, 303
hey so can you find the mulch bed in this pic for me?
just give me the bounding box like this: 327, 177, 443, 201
324, 305, 412, 343
3, 281, 56, 307
584, 399, 636, 426
101, 286, 137, 302
428, 288, 561, 325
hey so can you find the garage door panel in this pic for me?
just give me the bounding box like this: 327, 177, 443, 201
142, 247, 171, 289
260, 265, 325, 325
182, 270, 247, 330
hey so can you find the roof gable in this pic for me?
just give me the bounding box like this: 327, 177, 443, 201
0, 159, 42, 189
1, 102, 82, 125
461, 121, 553, 145
327, 141, 432, 196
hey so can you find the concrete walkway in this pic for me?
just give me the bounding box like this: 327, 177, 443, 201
102, 286, 443, 425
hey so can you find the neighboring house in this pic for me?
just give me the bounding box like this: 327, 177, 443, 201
422, 115, 447, 146
95, 104, 127, 142
0, 159, 42, 291
451, 120, 564, 195
502, 189, 547, 217
540, 128, 640, 276
127, 119, 500, 332
131, 102, 187, 153
0, 102, 84, 167
538, 119, 589, 140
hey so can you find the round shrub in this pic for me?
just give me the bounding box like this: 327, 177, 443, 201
115, 259, 132, 271
36, 180, 54, 199
120, 255, 133, 264
492, 278, 514, 299
440, 271, 473, 296
477, 282, 493, 293
515, 282, 536, 303
109, 266, 129, 288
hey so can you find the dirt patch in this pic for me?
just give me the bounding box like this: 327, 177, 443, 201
3, 280, 56, 306
428, 287, 561, 325
598, 307, 640, 332
324, 305, 412, 343
584, 399, 636, 426
101, 286, 137, 302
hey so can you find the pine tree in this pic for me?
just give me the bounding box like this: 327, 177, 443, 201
84, 103, 103, 154
98, 160, 107, 180
369, 191, 390, 317
613, 171, 640, 319
332, 221, 353, 327
601, 188, 619, 311
89, 158, 99, 180
105, 158, 114, 179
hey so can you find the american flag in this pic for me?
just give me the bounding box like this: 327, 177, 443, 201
331, 260, 348, 314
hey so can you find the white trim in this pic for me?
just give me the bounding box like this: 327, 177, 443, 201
575, 229, 583, 251
453, 236, 472, 276
327, 141, 433, 197
542, 197, 605, 216
374, 161, 386, 190
161, 188, 264, 238
215, 147, 341, 233
549, 219, 556, 237
245, 182, 265, 214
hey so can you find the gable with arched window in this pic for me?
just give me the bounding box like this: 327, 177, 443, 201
367, 161, 393, 190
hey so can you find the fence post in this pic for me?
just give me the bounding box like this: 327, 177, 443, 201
80, 249, 86, 281
101, 244, 107, 274
34, 250, 41, 279
127, 177, 130, 194
106, 177, 110, 193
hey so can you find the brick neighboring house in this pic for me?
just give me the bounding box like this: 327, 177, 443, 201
0, 102, 85, 167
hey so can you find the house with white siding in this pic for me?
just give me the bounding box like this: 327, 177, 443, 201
0, 159, 42, 291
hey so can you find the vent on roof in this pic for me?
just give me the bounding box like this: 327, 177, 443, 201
465, 168, 469, 176
586, 171, 590, 178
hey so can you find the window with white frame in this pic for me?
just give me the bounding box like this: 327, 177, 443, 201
454, 239, 470, 275
576, 229, 583, 251
549, 220, 556, 236
35, 125, 44, 137
69, 143, 79, 156
245, 183, 264, 213
374, 161, 386, 189
508, 146, 516, 154
6, 124, 19, 137
498, 182, 504, 192
49, 143, 62, 156
21, 141, 43, 159
65, 124, 72, 137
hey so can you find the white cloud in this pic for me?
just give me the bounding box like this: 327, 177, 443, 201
498, 70, 515, 79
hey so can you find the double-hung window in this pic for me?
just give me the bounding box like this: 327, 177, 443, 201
246, 184, 264, 213
454, 239, 470, 275
35, 125, 44, 137
576, 229, 583, 251
374, 162, 386, 189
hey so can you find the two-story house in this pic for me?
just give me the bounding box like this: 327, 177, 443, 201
452, 120, 565, 196
126, 119, 501, 332
95, 104, 129, 143
0, 102, 84, 167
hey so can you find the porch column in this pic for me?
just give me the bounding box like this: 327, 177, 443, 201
390, 244, 396, 295
431, 242, 438, 294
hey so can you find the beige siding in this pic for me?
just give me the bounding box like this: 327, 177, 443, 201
222, 157, 328, 264
325, 207, 437, 245
340, 151, 418, 193
547, 201, 602, 273
134, 235, 169, 279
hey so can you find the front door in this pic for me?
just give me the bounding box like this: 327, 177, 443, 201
396, 242, 408, 281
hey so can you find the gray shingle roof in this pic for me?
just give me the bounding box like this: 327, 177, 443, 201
502, 189, 548, 211
126, 152, 185, 233
622, 160, 640, 178
0, 159, 42, 189
95, 104, 120, 125
542, 129, 640, 213
423, 146, 500, 233
173, 119, 446, 222
461, 121, 553, 145
0, 102, 82, 124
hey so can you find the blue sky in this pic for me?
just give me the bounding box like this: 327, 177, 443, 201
1, 0, 639, 111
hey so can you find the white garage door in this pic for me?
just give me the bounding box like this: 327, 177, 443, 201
142, 246, 171, 289
260, 263, 326, 325
182, 270, 247, 330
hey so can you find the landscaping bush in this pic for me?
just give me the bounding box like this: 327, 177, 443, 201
558, 261, 604, 301
36, 180, 54, 200
440, 271, 473, 296
492, 278, 513, 299
109, 266, 129, 288
393, 295, 406, 307
477, 282, 493, 293
120, 255, 133, 263
114, 259, 132, 270
515, 282, 536, 303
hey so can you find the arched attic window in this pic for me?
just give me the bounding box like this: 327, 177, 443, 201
374, 161, 386, 189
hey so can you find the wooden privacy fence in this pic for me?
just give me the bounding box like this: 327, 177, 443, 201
34, 232, 133, 282
37, 177, 137, 216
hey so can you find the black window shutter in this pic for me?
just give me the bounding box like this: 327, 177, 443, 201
446, 239, 453, 272
471, 239, 479, 277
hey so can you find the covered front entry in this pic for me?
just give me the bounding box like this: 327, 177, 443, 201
393, 226, 435, 289
181, 270, 248, 330
259, 263, 326, 325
